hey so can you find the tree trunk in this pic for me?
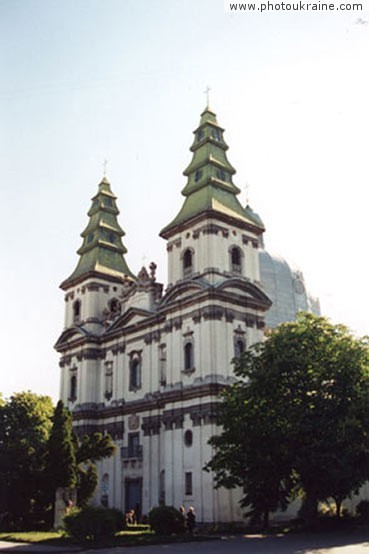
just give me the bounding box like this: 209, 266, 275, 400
299, 492, 318, 525
262, 509, 269, 531
334, 497, 342, 519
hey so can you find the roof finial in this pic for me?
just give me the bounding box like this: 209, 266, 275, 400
244, 181, 250, 205
204, 85, 211, 109
103, 159, 108, 177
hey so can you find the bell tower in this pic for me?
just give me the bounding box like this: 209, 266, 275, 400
160, 105, 265, 288
56, 175, 135, 406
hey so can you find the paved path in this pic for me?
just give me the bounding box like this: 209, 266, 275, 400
1, 532, 369, 554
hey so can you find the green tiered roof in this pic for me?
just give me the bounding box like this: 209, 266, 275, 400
160, 106, 265, 238
61, 176, 135, 289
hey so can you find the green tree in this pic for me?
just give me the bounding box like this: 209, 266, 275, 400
46, 403, 116, 509
46, 400, 77, 490
206, 313, 369, 525
0, 392, 54, 528
75, 432, 115, 507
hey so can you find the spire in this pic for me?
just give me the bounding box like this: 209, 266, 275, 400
61, 176, 135, 289
160, 107, 265, 238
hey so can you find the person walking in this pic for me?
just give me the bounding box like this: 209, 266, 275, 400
186, 506, 196, 534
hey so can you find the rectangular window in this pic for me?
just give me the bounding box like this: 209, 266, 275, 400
159, 344, 167, 385
128, 432, 140, 458
104, 361, 113, 400
129, 353, 142, 391
185, 472, 193, 496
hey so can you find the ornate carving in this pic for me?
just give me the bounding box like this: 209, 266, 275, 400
142, 415, 161, 436
128, 414, 140, 430
202, 306, 224, 320
173, 317, 182, 330
192, 310, 202, 324
149, 262, 157, 281
225, 310, 235, 322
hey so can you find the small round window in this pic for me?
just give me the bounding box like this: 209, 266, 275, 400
184, 429, 193, 447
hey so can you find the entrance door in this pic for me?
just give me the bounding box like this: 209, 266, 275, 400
125, 478, 142, 518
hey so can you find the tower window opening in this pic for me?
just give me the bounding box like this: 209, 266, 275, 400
69, 373, 77, 402
87, 233, 94, 243
216, 169, 226, 181
194, 170, 202, 183
109, 298, 120, 315
197, 130, 204, 142
212, 128, 221, 141
129, 354, 142, 391
184, 342, 194, 371
230, 246, 242, 274
183, 249, 193, 277
73, 300, 81, 322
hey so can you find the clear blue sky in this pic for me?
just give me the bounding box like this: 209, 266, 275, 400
1, 0, 369, 401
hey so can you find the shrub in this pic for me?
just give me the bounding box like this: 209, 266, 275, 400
64, 506, 124, 541
357, 500, 369, 521
148, 505, 185, 535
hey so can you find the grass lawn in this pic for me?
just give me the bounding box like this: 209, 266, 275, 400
0, 527, 215, 547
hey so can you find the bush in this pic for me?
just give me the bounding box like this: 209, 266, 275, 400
357, 500, 369, 521
148, 506, 185, 535
64, 506, 124, 541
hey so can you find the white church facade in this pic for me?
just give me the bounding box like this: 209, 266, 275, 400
55, 105, 317, 522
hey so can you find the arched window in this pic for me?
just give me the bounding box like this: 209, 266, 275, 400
73, 300, 81, 322
183, 249, 193, 277
109, 298, 120, 315
69, 373, 77, 402
234, 339, 245, 359
129, 354, 142, 391
184, 342, 194, 370
184, 429, 193, 447
230, 246, 242, 274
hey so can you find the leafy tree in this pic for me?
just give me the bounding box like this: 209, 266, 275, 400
75, 432, 115, 507
0, 392, 54, 528
46, 403, 116, 509
46, 400, 77, 490
206, 313, 369, 525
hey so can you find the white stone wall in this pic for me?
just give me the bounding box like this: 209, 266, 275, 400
166, 218, 261, 286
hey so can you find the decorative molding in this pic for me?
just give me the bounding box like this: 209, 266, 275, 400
72, 382, 226, 422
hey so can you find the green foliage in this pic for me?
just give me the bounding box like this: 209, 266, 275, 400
76, 463, 98, 508
148, 506, 185, 535
64, 506, 124, 541
46, 401, 77, 491
76, 432, 116, 464
0, 394, 116, 530
0, 392, 54, 529
74, 432, 115, 507
206, 313, 369, 525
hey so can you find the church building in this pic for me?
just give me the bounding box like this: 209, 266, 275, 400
56, 104, 293, 522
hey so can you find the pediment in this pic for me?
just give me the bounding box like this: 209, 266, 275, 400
108, 307, 154, 331
160, 280, 207, 307
54, 326, 91, 350
215, 278, 272, 308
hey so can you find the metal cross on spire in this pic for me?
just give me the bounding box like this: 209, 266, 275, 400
244, 182, 250, 206
103, 159, 108, 177
204, 85, 211, 108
